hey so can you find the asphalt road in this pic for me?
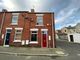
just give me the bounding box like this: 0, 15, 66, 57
56, 40, 80, 60
56, 40, 80, 56
0, 40, 80, 60
0, 54, 59, 60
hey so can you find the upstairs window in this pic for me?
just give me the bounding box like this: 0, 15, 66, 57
11, 13, 19, 25
36, 14, 43, 26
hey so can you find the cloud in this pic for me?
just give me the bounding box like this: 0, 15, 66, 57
1, 0, 16, 10
55, 0, 80, 29
0, 0, 2, 2
55, 0, 80, 28
0, 0, 4, 11
55, 7, 80, 29
1, 0, 71, 12
56, 8, 77, 23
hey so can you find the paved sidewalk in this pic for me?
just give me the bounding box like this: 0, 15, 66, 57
0, 46, 68, 57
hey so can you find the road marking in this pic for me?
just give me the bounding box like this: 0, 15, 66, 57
77, 54, 80, 56
56, 51, 65, 54
26, 56, 32, 59
55, 51, 69, 56
63, 54, 69, 56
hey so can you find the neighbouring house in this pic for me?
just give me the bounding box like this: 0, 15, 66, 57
61, 23, 80, 34
56, 23, 80, 42
68, 33, 80, 43
55, 30, 68, 40
55, 30, 59, 39
75, 23, 80, 33
61, 23, 80, 43
55, 30, 61, 39
0, 9, 55, 48
61, 26, 76, 34
67, 23, 80, 43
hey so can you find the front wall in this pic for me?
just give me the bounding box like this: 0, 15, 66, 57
61, 28, 68, 34
0, 13, 3, 45
0, 12, 55, 48
0, 13, 3, 26
68, 33, 80, 43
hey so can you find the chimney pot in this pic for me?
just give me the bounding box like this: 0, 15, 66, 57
31, 9, 35, 12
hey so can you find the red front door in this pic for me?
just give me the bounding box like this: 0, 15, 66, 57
42, 34, 47, 47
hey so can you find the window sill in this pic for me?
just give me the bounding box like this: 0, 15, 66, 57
29, 41, 38, 44
11, 23, 18, 25
35, 25, 44, 26
13, 40, 21, 42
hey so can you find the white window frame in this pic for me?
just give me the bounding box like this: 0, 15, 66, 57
41, 29, 48, 31
11, 13, 19, 25
30, 29, 38, 31
36, 14, 44, 26
29, 29, 38, 44
6, 28, 12, 30
13, 28, 23, 42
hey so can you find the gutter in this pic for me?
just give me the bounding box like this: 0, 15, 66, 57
52, 13, 56, 48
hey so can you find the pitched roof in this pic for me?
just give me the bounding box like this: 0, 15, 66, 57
65, 26, 75, 29
76, 23, 80, 26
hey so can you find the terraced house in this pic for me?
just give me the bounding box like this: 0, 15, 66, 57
0, 9, 55, 48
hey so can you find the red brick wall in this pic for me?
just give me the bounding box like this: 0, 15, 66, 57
0, 13, 3, 45
0, 12, 55, 48
0, 13, 3, 26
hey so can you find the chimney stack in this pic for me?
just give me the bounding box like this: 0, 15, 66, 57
2, 9, 7, 12
31, 9, 35, 12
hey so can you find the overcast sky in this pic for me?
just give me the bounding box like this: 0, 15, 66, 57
0, 0, 80, 30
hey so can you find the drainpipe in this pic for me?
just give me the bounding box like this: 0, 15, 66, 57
0, 9, 6, 37
22, 12, 33, 45
52, 13, 56, 48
